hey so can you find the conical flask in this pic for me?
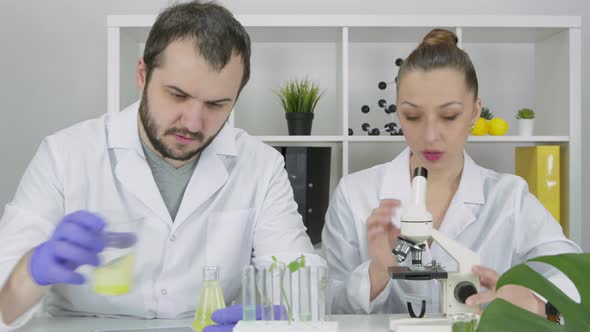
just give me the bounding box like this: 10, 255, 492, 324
192, 266, 225, 332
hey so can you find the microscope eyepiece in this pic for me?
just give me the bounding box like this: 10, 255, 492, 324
413, 167, 428, 179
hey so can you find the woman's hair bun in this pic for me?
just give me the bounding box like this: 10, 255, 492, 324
420, 29, 458, 48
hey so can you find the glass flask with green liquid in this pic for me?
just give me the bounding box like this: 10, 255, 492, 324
192, 266, 225, 332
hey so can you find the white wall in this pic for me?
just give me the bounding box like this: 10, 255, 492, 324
1, 0, 587, 250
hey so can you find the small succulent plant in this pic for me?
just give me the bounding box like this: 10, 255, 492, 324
516, 108, 535, 120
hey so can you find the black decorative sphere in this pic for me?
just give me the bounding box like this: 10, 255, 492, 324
395, 58, 403, 67
361, 105, 370, 113
386, 104, 397, 114
384, 122, 397, 130
348, 128, 353, 136
362, 123, 371, 131
370, 128, 380, 136
378, 99, 387, 108
378, 81, 387, 90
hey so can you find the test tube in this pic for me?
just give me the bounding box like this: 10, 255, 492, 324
317, 266, 328, 321
298, 266, 312, 321
278, 266, 293, 322
259, 267, 274, 321
241, 265, 256, 321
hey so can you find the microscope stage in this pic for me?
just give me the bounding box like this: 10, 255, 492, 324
389, 266, 448, 280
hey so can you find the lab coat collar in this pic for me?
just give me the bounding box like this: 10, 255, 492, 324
173, 145, 229, 224
437, 152, 484, 240
456, 153, 484, 205
106, 101, 143, 152
106, 100, 237, 225
378, 147, 484, 236
106, 101, 171, 223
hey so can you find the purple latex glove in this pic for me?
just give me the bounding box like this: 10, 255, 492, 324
29, 210, 135, 286
203, 304, 285, 332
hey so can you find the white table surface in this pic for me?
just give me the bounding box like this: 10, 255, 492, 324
13, 314, 420, 332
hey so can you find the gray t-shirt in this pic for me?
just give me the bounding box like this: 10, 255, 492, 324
141, 140, 198, 221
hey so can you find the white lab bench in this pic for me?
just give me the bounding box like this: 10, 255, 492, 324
13, 314, 432, 332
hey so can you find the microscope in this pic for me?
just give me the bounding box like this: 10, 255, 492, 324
389, 167, 480, 320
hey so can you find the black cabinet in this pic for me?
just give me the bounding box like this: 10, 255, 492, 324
274, 146, 331, 245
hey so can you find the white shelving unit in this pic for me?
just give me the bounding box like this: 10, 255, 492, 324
107, 15, 582, 246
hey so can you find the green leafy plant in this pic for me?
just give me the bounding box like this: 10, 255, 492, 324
480, 107, 494, 120
269, 255, 306, 323
477, 253, 590, 331
516, 108, 535, 119
275, 78, 325, 113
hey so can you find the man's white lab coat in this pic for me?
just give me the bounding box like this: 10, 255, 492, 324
322, 147, 581, 314
0, 103, 316, 329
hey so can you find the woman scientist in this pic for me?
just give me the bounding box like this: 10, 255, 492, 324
321, 29, 581, 316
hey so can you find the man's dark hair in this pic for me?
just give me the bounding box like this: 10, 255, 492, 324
143, 1, 251, 94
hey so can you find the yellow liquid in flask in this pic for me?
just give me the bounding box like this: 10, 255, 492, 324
93, 254, 135, 295
192, 280, 225, 332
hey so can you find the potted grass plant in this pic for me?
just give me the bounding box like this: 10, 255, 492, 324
275, 78, 325, 135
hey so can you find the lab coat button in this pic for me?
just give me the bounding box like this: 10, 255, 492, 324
170, 235, 176, 242
161, 289, 167, 295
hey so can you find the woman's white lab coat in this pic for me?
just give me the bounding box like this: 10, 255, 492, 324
322, 147, 581, 314
0, 102, 317, 330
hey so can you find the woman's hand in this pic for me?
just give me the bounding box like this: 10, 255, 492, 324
367, 199, 401, 300
466, 265, 545, 316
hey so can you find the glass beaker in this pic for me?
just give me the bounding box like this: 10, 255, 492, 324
192, 266, 226, 332
93, 218, 139, 296
463, 313, 479, 331
449, 313, 477, 332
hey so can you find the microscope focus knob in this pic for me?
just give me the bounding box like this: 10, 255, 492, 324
454, 281, 478, 304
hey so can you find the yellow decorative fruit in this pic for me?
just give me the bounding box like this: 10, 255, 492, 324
488, 118, 509, 136
471, 118, 488, 136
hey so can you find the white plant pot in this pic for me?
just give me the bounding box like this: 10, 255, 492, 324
518, 119, 534, 136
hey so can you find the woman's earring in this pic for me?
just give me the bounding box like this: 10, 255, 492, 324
469, 122, 475, 133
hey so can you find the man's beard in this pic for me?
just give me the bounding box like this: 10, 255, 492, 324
138, 93, 222, 162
